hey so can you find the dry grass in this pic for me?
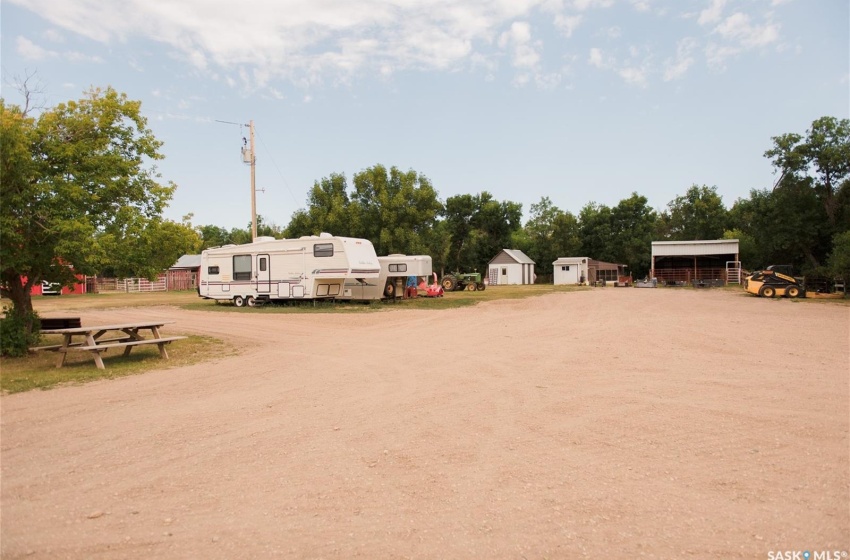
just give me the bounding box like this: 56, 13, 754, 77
1, 335, 233, 394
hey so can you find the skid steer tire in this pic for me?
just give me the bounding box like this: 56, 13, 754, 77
759, 285, 776, 298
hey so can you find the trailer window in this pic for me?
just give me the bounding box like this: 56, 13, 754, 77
259, 257, 267, 272
561, 265, 570, 271
388, 263, 407, 273
314, 243, 334, 257
208, 266, 220, 275
233, 255, 252, 281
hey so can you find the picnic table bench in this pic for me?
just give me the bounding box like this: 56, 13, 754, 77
36, 321, 187, 370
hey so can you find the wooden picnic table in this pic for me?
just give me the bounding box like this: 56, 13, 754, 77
38, 321, 187, 370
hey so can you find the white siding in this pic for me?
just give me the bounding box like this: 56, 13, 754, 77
553, 257, 589, 285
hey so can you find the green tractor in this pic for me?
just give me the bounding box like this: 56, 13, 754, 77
441, 272, 486, 292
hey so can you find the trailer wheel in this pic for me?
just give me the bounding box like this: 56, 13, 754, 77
476, 282, 486, 291
246, 296, 257, 307
233, 295, 246, 307
759, 286, 776, 298
466, 282, 477, 291
384, 282, 395, 298
786, 286, 801, 298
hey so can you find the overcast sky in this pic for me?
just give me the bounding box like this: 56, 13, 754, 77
1, 0, 847, 230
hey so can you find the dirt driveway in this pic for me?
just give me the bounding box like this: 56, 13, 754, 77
2, 289, 848, 559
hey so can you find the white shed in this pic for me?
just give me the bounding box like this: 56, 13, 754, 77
488, 249, 536, 285
553, 257, 589, 285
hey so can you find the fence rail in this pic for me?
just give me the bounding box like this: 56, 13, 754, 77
653, 268, 728, 285
93, 275, 168, 293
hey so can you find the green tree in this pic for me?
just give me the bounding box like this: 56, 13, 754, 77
609, 193, 657, 277
521, 196, 580, 277
442, 192, 522, 274
734, 180, 829, 271
578, 202, 615, 262
97, 216, 201, 278
765, 116, 850, 228
349, 164, 442, 256
551, 211, 582, 261
0, 88, 176, 349
579, 194, 657, 277
827, 231, 850, 282
198, 224, 234, 249
660, 184, 728, 240
284, 173, 353, 238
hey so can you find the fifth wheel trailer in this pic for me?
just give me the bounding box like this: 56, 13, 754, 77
341, 254, 433, 301
198, 234, 380, 306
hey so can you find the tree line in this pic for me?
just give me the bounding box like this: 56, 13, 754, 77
2, 85, 848, 354
198, 115, 849, 283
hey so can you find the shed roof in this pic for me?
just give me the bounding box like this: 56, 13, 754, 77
489, 249, 535, 265
553, 257, 589, 265
651, 239, 739, 257
170, 254, 202, 269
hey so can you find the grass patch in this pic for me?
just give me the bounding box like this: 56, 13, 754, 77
1, 335, 232, 394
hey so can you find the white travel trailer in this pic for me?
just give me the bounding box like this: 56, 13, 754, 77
198, 234, 380, 306
341, 254, 433, 301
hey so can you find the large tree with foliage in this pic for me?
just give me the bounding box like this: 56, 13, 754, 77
349, 164, 442, 256
519, 197, 581, 277
764, 116, 850, 228
730, 179, 830, 271
442, 192, 522, 274
660, 184, 728, 240
285, 173, 353, 238
97, 215, 201, 277
579, 193, 657, 277
0, 87, 179, 350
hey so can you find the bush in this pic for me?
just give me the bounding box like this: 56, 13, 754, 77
0, 307, 41, 357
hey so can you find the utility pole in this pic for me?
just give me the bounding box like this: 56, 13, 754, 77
217, 118, 259, 241
249, 120, 257, 241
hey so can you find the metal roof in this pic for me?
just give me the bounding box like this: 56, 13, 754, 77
651, 239, 739, 257
170, 254, 202, 269
553, 257, 589, 265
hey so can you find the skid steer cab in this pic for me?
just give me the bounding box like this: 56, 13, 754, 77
744, 265, 805, 298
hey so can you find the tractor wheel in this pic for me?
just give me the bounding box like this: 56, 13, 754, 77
441, 275, 457, 292
786, 286, 801, 298
233, 295, 246, 307
384, 281, 395, 298
477, 282, 486, 291
466, 282, 477, 291
759, 285, 776, 298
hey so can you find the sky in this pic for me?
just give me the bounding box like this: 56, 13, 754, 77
1, 0, 848, 231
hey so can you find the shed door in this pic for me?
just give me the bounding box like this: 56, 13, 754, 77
257, 254, 271, 293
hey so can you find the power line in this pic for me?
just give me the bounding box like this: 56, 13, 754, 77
254, 126, 302, 207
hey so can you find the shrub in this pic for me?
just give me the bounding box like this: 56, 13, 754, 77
0, 307, 41, 357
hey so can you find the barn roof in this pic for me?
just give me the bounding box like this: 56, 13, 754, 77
170, 254, 202, 269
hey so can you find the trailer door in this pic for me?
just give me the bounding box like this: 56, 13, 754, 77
257, 254, 271, 293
